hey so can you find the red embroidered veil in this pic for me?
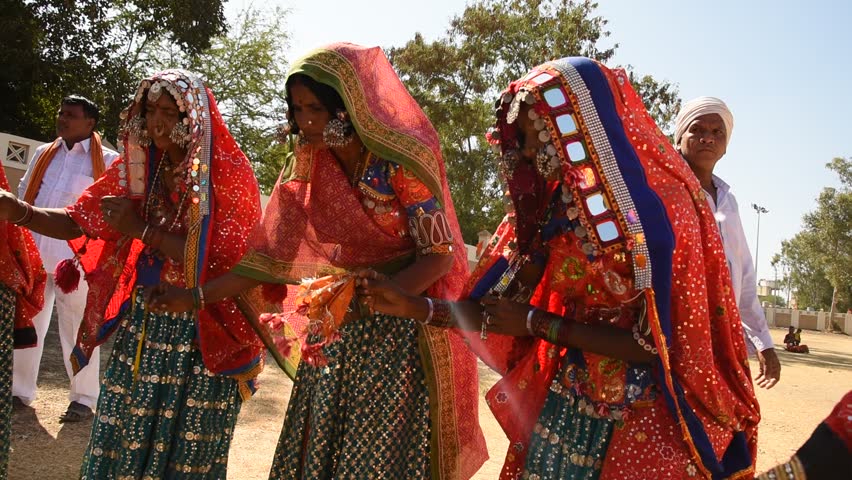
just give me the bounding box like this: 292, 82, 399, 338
0, 165, 45, 347
233, 44, 488, 479
65, 70, 264, 397
463, 58, 760, 479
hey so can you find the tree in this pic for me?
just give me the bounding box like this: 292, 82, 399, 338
758, 294, 785, 308
150, 7, 292, 193
801, 158, 852, 315
780, 232, 834, 309
0, 1, 43, 138
0, 0, 227, 143
1, 0, 115, 139
388, 0, 680, 242
776, 158, 852, 312
770, 252, 791, 307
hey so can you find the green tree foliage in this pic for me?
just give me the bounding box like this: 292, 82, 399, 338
112, 0, 227, 56
780, 231, 835, 309
0, 0, 43, 137
150, 7, 291, 193
1, 0, 116, 139
0, 0, 227, 143
388, 0, 680, 242
758, 294, 785, 308
777, 158, 852, 311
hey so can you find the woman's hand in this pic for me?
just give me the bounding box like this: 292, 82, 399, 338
0, 190, 26, 222
480, 294, 533, 337
146, 283, 195, 313
356, 269, 418, 318
100, 196, 144, 238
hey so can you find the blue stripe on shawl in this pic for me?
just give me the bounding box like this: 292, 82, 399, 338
194, 126, 214, 285
469, 256, 510, 301
219, 353, 262, 377
558, 57, 675, 343
71, 298, 131, 370
565, 57, 750, 478
195, 197, 212, 282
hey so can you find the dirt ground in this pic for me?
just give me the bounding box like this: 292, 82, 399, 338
8, 325, 851, 479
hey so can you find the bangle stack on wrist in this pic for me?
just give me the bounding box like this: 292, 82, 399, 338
197, 286, 206, 310
11, 202, 34, 226
432, 299, 452, 327
545, 319, 562, 344
527, 308, 569, 346
191, 286, 206, 312
423, 297, 434, 325
419, 297, 452, 328
526, 307, 538, 336
631, 323, 658, 354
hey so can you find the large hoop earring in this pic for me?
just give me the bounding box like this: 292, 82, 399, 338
535, 147, 561, 178
499, 149, 519, 179
128, 115, 151, 147
275, 122, 290, 144
169, 121, 189, 149
322, 109, 354, 148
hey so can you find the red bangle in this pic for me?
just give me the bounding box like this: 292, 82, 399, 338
430, 299, 452, 328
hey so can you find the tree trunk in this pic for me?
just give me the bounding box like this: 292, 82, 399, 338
828, 285, 838, 331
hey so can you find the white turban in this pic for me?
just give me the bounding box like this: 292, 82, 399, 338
673, 96, 734, 145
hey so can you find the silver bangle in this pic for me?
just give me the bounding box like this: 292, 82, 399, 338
197, 286, 206, 311
141, 224, 151, 243
526, 307, 537, 336
9, 202, 29, 224
632, 323, 658, 355
422, 297, 434, 325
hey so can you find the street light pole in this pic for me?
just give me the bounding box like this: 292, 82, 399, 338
752, 203, 768, 273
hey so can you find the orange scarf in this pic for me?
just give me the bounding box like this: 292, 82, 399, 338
23, 133, 106, 204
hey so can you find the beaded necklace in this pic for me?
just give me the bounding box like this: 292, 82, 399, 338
349, 147, 371, 186
144, 152, 190, 233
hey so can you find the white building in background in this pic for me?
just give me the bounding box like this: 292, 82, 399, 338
757, 279, 780, 297
465, 244, 478, 270
467, 229, 492, 270
2, 131, 119, 187
1, 132, 42, 187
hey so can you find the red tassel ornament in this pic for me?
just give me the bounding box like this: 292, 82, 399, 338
54, 258, 81, 293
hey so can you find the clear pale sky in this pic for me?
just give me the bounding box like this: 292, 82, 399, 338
229, 0, 852, 282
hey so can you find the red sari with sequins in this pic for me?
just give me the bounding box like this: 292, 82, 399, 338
234, 43, 487, 480
465, 58, 760, 479
0, 165, 45, 347
65, 74, 264, 394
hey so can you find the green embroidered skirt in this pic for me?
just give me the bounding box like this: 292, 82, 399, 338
522, 383, 615, 480
0, 285, 14, 480
80, 289, 242, 479
269, 315, 431, 479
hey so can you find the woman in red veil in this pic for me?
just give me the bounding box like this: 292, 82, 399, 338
0, 164, 45, 476
361, 57, 761, 479
149, 44, 487, 479
0, 70, 264, 478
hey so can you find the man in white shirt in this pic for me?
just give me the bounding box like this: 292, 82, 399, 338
13, 95, 119, 421
674, 96, 780, 389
